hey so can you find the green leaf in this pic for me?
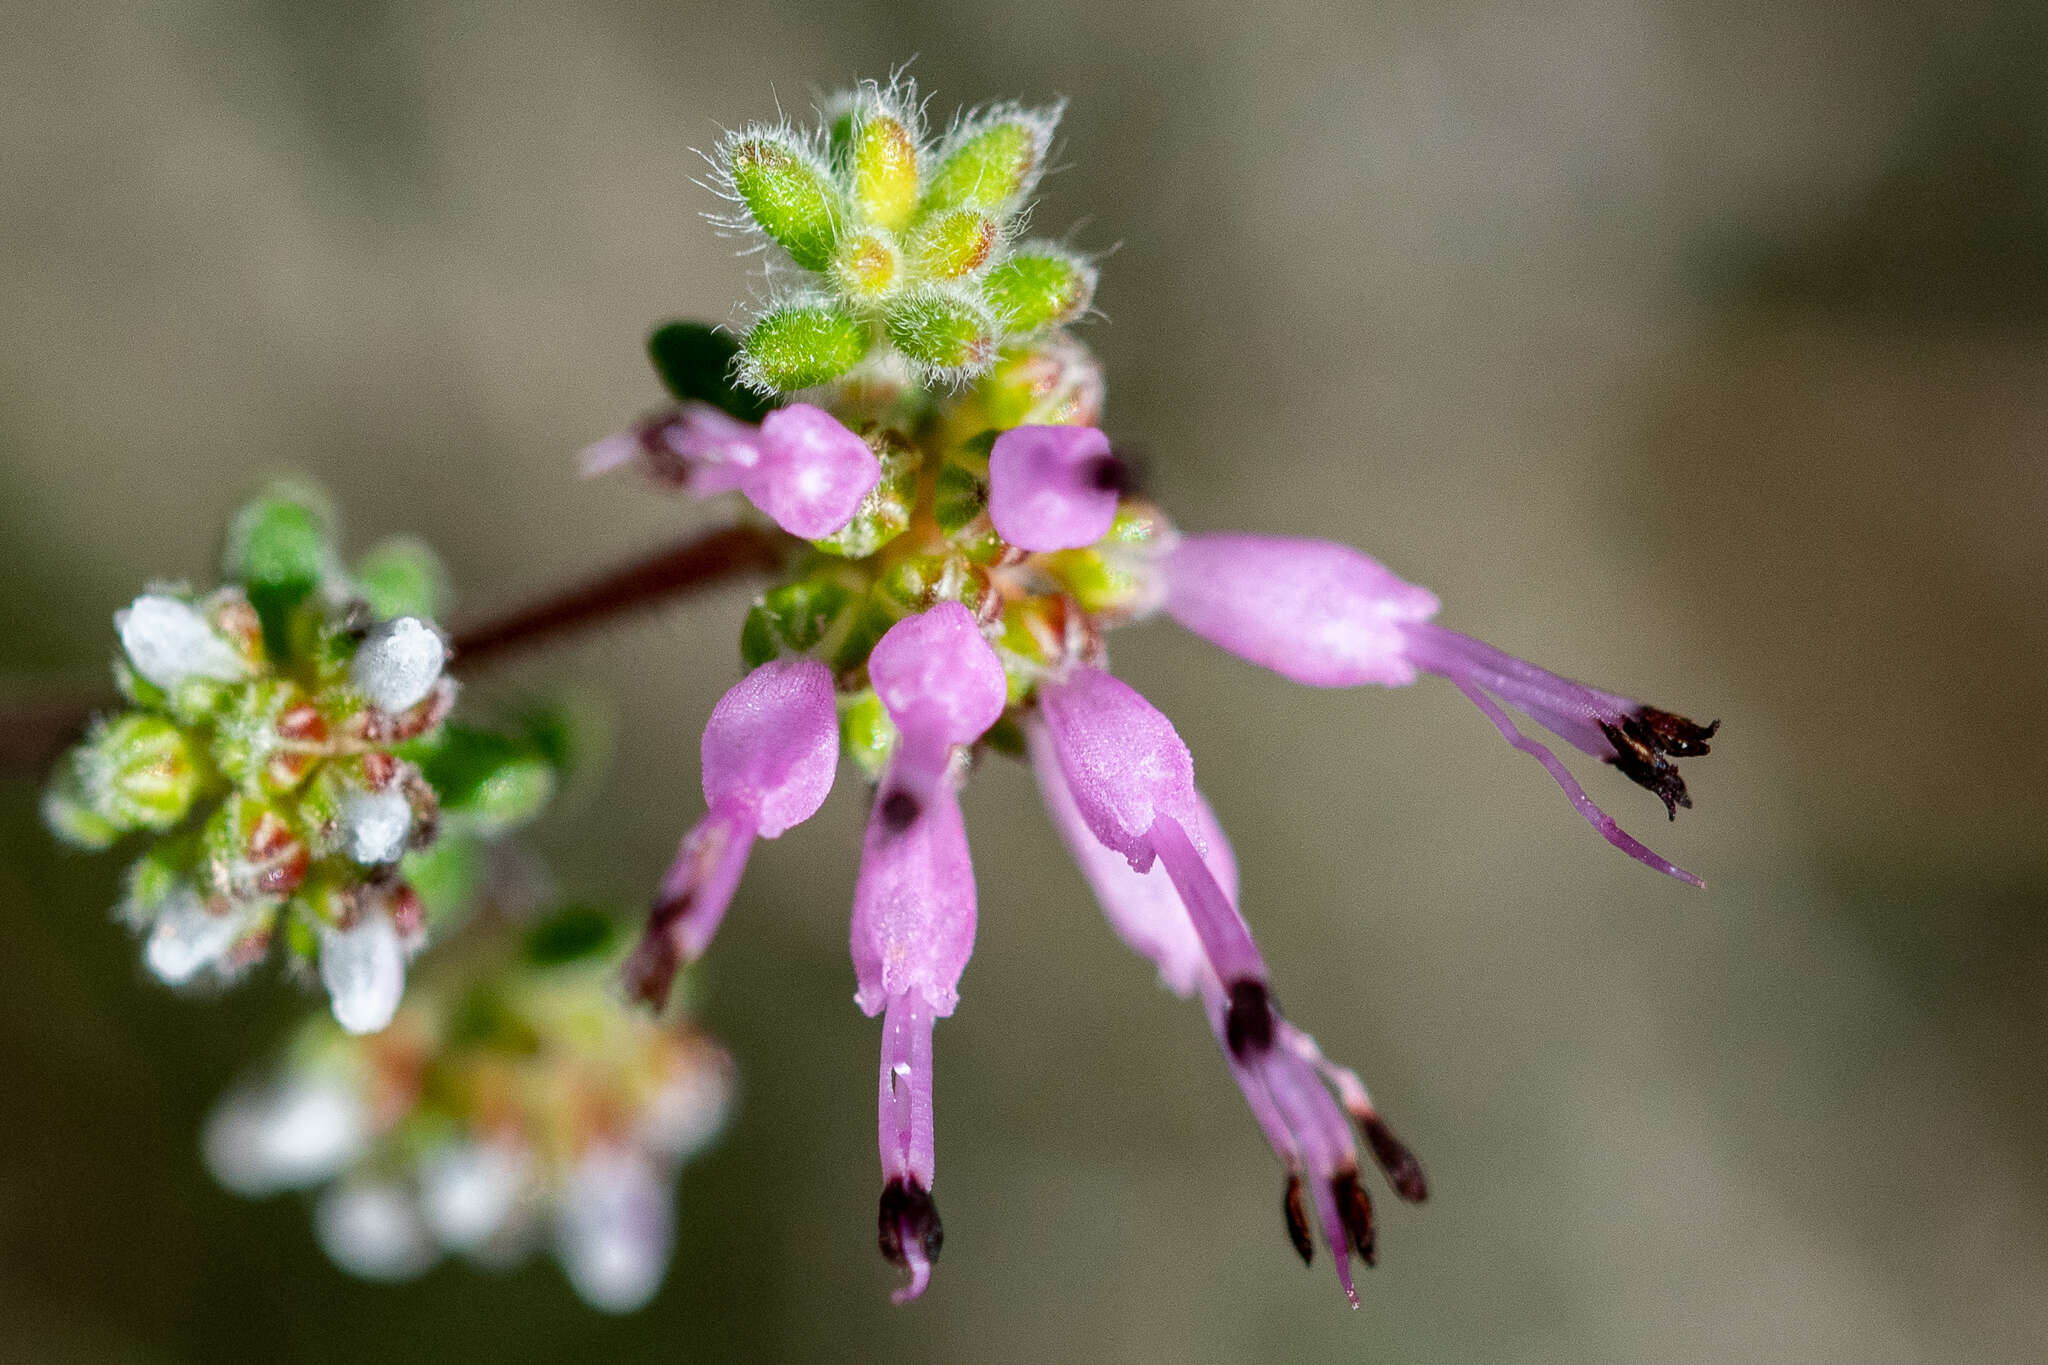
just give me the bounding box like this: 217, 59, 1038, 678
354, 537, 450, 621
646, 321, 770, 421
224, 482, 335, 658
521, 904, 621, 967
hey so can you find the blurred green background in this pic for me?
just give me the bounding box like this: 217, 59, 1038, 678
4, 1, 2046, 1361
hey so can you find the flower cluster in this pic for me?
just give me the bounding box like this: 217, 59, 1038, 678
592, 79, 1721, 1304
203, 905, 732, 1312
709, 75, 1092, 393
43, 486, 566, 1033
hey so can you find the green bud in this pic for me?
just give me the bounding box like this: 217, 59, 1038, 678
829, 228, 903, 301
974, 334, 1106, 429
740, 303, 872, 392
884, 289, 998, 380
646, 320, 769, 421
918, 106, 1059, 219
42, 760, 119, 850
852, 111, 920, 232
837, 689, 897, 783
211, 677, 314, 794
908, 208, 999, 281
354, 537, 449, 622
94, 712, 207, 831
983, 248, 1097, 334
724, 132, 844, 272
811, 439, 916, 559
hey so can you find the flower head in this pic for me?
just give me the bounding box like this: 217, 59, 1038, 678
592, 76, 1725, 1306
45, 485, 570, 1032
203, 905, 732, 1312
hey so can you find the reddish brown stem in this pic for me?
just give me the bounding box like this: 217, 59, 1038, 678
1, 523, 789, 776
451, 523, 786, 667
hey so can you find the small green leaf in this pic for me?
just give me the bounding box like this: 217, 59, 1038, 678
646, 321, 770, 421
417, 724, 556, 835
224, 482, 335, 658
354, 537, 449, 621
522, 904, 621, 967
740, 304, 872, 392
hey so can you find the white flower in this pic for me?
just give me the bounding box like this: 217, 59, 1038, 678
115, 594, 250, 690
315, 1180, 438, 1281
203, 1079, 368, 1196
555, 1147, 673, 1313
349, 616, 446, 713
320, 912, 406, 1035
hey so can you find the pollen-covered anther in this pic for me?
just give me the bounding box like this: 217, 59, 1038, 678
1223, 978, 1275, 1059
1283, 1174, 1314, 1266
1331, 1167, 1377, 1267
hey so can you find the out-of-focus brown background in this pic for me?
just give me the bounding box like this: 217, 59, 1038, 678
3, 2, 2045, 1360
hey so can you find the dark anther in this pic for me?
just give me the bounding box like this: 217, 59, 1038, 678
877, 1177, 944, 1267
1223, 979, 1275, 1059
878, 789, 921, 833
1085, 452, 1137, 496
1360, 1114, 1429, 1203
1283, 1174, 1314, 1266
1332, 1168, 1377, 1266
1630, 707, 1719, 758
1599, 720, 1692, 819
621, 889, 691, 1010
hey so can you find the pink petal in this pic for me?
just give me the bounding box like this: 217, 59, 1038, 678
986, 424, 1119, 552
700, 657, 840, 838
1163, 534, 1440, 688
744, 404, 882, 540
866, 603, 1008, 749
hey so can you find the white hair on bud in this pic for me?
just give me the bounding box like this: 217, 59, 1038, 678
315, 1180, 438, 1281
350, 616, 446, 714
116, 593, 251, 690
554, 1146, 674, 1313
320, 912, 406, 1035
339, 787, 413, 866
203, 1078, 368, 1196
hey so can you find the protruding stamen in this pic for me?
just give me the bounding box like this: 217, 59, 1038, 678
1599, 720, 1690, 818
1224, 978, 1275, 1059
877, 1176, 943, 1303
1631, 706, 1719, 757
1451, 680, 1704, 888
1283, 1174, 1314, 1266
1360, 1113, 1429, 1203
1332, 1167, 1377, 1266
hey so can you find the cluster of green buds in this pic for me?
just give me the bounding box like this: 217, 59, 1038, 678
715, 76, 1096, 393
203, 905, 732, 1312
43, 485, 568, 1032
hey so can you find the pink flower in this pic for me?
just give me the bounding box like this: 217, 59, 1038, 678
583, 402, 881, 540
622, 657, 840, 1008
851, 603, 1007, 1302
1163, 532, 1716, 886
985, 424, 1127, 551
1032, 667, 1427, 1304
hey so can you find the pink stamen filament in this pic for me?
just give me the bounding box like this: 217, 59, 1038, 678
1449, 680, 1703, 887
